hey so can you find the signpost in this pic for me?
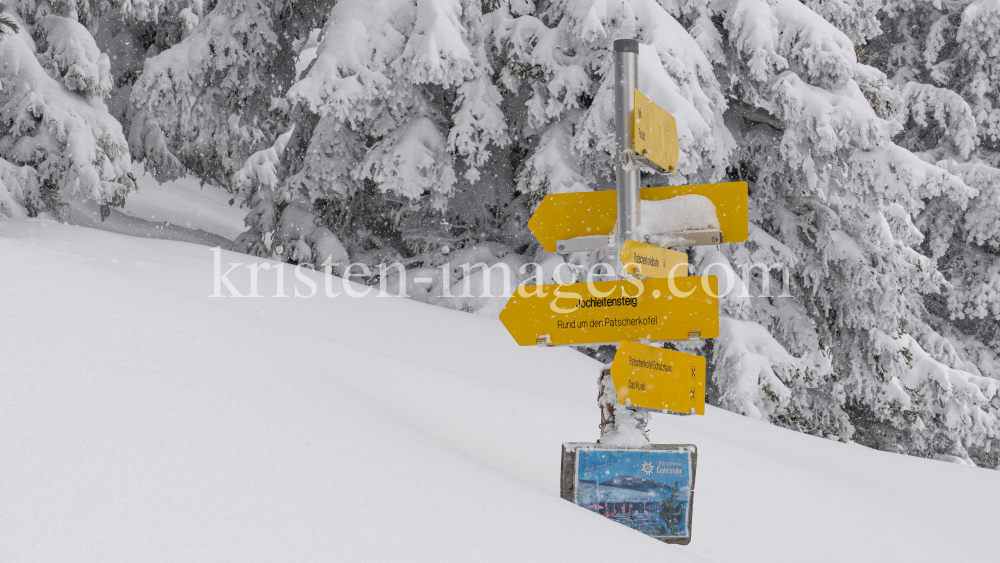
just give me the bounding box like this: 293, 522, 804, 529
498, 277, 719, 346
609, 341, 706, 414
498, 38, 747, 544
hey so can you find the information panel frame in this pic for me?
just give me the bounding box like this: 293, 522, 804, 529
560, 442, 697, 544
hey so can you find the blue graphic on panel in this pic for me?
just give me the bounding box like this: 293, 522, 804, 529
576, 449, 691, 538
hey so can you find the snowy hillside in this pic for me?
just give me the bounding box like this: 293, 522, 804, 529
2, 221, 998, 563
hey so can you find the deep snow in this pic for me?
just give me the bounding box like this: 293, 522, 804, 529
61, 163, 248, 249
121, 163, 248, 240
2, 220, 999, 562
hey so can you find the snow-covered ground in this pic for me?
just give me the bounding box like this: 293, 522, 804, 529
61, 163, 249, 248
121, 163, 248, 241
2, 219, 999, 562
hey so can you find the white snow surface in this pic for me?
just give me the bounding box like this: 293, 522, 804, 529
120, 163, 248, 240
639, 194, 720, 233
637, 194, 720, 246
59, 163, 244, 249
2, 221, 999, 562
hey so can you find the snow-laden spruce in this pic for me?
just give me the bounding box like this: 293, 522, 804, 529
708, 0, 1000, 463
857, 0, 1000, 463
0, 0, 208, 218
0, 11, 132, 219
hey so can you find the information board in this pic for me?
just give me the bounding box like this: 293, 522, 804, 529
561, 443, 697, 544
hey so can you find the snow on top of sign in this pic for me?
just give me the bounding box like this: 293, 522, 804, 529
635, 194, 720, 246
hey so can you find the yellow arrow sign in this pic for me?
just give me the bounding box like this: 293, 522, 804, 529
610, 341, 706, 414
499, 276, 718, 346
634, 89, 678, 173
620, 239, 688, 278
528, 181, 748, 253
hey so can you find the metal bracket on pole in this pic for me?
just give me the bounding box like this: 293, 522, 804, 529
645, 229, 723, 248
556, 234, 617, 254
635, 153, 670, 174
620, 149, 669, 175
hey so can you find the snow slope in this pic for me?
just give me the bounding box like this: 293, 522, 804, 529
59, 163, 248, 249
121, 163, 248, 240
2, 220, 998, 563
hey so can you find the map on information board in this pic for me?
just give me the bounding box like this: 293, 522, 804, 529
575, 448, 693, 540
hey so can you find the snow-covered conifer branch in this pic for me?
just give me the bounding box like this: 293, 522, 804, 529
0, 17, 132, 216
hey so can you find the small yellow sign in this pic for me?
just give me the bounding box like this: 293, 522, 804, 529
620, 239, 688, 278
610, 341, 706, 414
498, 276, 719, 346
528, 182, 748, 253
634, 89, 679, 173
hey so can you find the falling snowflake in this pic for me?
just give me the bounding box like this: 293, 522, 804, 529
640, 460, 654, 476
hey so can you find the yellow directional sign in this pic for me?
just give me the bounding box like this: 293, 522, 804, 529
620, 239, 688, 278
528, 181, 748, 253
527, 191, 617, 254
610, 341, 706, 414
634, 89, 678, 173
499, 276, 718, 346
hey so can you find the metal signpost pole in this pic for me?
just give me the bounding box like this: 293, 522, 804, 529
614, 38, 640, 246
600, 39, 644, 441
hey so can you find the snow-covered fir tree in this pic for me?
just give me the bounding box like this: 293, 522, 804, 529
856, 0, 1000, 465
711, 0, 1000, 464
0, 3, 134, 219
3, 0, 1000, 467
